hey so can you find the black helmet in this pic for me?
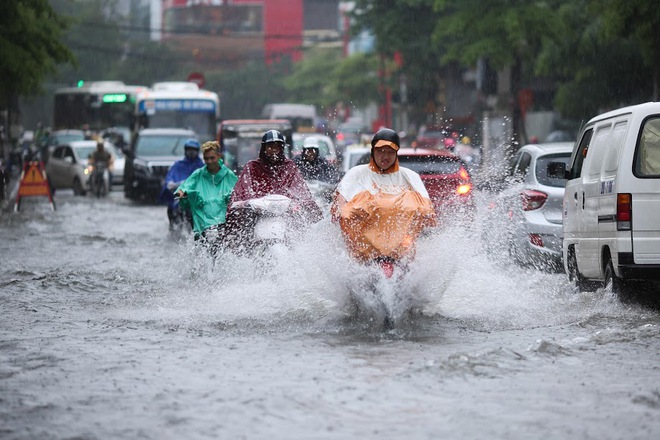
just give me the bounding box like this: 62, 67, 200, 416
371, 128, 400, 150
261, 129, 286, 145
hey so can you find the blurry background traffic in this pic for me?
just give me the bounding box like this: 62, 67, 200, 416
1, 0, 658, 273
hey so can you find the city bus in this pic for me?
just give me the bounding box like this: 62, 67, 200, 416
134, 82, 220, 143
53, 81, 147, 133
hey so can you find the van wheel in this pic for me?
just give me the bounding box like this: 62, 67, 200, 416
567, 248, 593, 292
604, 258, 626, 297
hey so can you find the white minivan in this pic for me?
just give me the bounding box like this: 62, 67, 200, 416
556, 102, 660, 294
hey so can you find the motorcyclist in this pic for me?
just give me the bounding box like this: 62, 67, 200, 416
225, 129, 323, 249
159, 139, 204, 231
174, 141, 238, 245
331, 128, 437, 274
293, 139, 339, 184
87, 139, 114, 191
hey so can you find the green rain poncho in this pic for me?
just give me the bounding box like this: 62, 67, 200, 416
177, 163, 238, 235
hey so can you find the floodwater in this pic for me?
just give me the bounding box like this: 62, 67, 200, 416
1, 190, 659, 440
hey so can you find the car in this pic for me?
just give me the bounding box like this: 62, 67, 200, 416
486, 142, 573, 270
46, 140, 98, 195
103, 142, 125, 186
334, 121, 370, 152
413, 125, 453, 148
356, 147, 475, 224
44, 129, 86, 156
291, 133, 338, 164
341, 146, 371, 175
124, 128, 197, 203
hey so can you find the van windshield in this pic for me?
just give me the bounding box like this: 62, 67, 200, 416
635, 117, 660, 177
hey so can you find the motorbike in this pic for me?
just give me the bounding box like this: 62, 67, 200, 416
168, 198, 194, 237
88, 161, 109, 198
305, 179, 335, 211
247, 194, 292, 249
338, 196, 434, 329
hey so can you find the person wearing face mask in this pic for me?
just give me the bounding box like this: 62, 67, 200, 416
224, 129, 323, 250
159, 139, 205, 232
331, 128, 436, 276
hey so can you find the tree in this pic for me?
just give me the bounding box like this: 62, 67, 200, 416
432, 0, 566, 143
535, 0, 653, 119
0, 0, 74, 127
350, 0, 447, 125
590, 0, 660, 100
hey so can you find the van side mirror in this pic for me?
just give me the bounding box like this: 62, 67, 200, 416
547, 162, 568, 179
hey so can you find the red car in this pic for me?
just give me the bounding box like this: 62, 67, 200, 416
357, 147, 475, 225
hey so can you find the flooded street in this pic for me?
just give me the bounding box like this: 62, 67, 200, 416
1, 190, 660, 440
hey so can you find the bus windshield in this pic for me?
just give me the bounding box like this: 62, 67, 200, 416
53, 82, 146, 132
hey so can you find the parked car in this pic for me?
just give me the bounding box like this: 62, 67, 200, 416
550, 102, 660, 295
356, 147, 475, 224
291, 133, 338, 164
46, 141, 97, 195
485, 142, 573, 271
124, 128, 197, 203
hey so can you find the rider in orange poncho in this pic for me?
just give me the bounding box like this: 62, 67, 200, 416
331, 128, 437, 264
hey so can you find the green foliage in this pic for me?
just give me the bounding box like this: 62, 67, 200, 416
204, 59, 291, 120
0, 0, 75, 104
331, 53, 382, 108
280, 47, 342, 108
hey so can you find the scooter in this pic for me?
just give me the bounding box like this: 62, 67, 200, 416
88, 161, 109, 198
245, 194, 292, 251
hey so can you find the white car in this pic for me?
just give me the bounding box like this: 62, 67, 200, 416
291, 133, 338, 164
340, 146, 371, 175
103, 142, 125, 186
46, 140, 124, 195
46, 141, 97, 195
484, 142, 573, 270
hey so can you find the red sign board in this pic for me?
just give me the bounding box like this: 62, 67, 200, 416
187, 72, 206, 89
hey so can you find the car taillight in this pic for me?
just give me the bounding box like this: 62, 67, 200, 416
521, 190, 547, 211
617, 193, 632, 230
458, 166, 470, 181
456, 183, 472, 195
529, 233, 544, 247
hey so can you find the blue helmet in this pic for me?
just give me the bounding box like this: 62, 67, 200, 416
184, 139, 200, 149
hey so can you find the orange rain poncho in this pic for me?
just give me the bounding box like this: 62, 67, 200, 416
332, 157, 437, 262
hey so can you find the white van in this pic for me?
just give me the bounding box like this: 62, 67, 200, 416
556, 102, 660, 294
261, 103, 317, 133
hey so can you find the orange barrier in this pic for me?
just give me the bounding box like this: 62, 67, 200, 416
14, 161, 56, 212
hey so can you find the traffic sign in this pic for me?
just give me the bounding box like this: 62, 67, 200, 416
15, 161, 56, 211
187, 72, 206, 89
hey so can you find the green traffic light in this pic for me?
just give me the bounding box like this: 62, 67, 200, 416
77, 80, 85, 87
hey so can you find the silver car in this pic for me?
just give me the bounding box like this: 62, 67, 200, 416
493, 142, 573, 270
